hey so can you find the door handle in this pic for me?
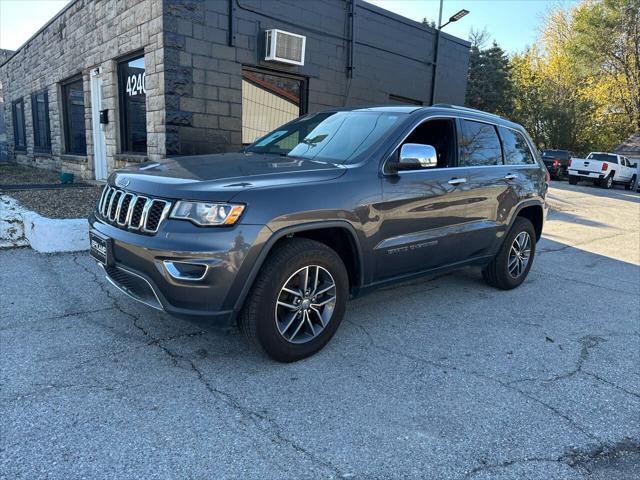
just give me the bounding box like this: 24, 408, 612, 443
504, 174, 518, 180
448, 177, 467, 185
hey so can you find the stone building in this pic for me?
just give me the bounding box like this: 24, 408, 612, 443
0, 0, 470, 180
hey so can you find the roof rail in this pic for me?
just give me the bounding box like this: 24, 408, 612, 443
431, 104, 505, 119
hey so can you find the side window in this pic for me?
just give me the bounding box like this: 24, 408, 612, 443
12, 99, 26, 150
458, 119, 502, 167
498, 127, 535, 165
399, 118, 456, 169
31, 89, 51, 152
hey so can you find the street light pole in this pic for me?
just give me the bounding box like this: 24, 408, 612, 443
429, 0, 444, 105
429, 5, 469, 105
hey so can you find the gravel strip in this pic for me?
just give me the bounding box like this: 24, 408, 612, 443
0, 164, 63, 185
7, 187, 102, 219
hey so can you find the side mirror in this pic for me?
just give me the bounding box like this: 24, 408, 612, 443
398, 143, 438, 170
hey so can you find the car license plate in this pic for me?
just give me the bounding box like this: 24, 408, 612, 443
89, 230, 112, 266
578, 170, 590, 175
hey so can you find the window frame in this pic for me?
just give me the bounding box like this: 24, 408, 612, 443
11, 98, 27, 151
381, 116, 459, 175
241, 65, 308, 145
242, 65, 308, 116
61, 75, 87, 156
456, 118, 504, 168
118, 51, 148, 155
496, 125, 536, 166
31, 89, 51, 153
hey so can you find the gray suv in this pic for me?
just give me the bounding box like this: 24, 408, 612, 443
89, 105, 548, 362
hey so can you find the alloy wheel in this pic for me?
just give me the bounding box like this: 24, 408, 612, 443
274, 265, 337, 344
508, 231, 532, 278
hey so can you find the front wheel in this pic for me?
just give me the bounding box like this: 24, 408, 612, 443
238, 238, 348, 362
482, 217, 536, 290
625, 175, 636, 191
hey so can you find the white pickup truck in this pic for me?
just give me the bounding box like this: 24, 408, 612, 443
568, 152, 637, 190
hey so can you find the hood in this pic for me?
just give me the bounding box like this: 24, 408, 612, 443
109, 152, 346, 201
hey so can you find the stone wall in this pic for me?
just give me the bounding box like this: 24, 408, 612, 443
0, 0, 165, 179
162, 0, 470, 155
0, 49, 15, 162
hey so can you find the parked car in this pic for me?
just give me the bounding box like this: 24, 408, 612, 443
89, 105, 549, 362
542, 149, 574, 179
568, 152, 637, 189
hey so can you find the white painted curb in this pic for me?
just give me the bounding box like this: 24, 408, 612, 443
0, 195, 89, 253
23, 213, 89, 253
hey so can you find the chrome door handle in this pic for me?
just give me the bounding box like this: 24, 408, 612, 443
504, 174, 518, 180
448, 177, 467, 185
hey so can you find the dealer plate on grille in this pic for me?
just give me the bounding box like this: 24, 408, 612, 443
89, 230, 112, 266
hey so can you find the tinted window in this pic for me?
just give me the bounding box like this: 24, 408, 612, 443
12, 99, 26, 150
587, 153, 617, 163
62, 78, 87, 155
458, 120, 502, 167
119, 55, 146, 153
31, 89, 51, 152
499, 127, 535, 165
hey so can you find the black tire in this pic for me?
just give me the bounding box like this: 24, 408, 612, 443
482, 217, 537, 290
238, 238, 349, 362
568, 175, 578, 185
601, 173, 613, 189
625, 175, 636, 191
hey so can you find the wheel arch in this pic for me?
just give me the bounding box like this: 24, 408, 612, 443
233, 221, 364, 314
511, 201, 545, 242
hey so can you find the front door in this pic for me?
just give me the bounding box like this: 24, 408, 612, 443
90, 68, 107, 181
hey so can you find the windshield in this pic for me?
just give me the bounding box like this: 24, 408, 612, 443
587, 153, 617, 162
244, 111, 405, 163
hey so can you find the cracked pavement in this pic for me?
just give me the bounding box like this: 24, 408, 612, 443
1, 181, 639, 479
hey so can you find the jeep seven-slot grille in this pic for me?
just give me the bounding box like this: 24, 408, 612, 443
97, 185, 171, 234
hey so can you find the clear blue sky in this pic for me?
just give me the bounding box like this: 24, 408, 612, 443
1, 0, 578, 53
368, 0, 579, 53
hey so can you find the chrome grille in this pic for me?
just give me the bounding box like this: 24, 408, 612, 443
96, 185, 171, 234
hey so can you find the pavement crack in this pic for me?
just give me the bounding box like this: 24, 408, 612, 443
507, 335, 606, 386
345, 319, 599, 442
465, 438, 640, 478
582, 371, 640, 400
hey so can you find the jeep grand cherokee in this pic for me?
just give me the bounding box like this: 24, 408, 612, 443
89, 105, 548, 362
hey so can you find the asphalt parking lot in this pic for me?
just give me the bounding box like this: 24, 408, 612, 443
1, 181, 639, 479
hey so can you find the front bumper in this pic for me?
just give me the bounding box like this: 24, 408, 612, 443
89, 212, 270, 327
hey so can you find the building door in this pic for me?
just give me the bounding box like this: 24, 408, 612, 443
90, 68, 107, 181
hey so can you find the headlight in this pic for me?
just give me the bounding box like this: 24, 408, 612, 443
170, 201, 245, 226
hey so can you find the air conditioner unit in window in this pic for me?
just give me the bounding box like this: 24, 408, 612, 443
265, 29, 306, 66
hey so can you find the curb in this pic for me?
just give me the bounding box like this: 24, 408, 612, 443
0, 195, 89, 253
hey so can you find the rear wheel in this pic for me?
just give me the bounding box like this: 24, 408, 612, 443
568, 175, 578, 185
601, 173, 613, 189
238, 238, 348, 362
482, 217, 536, 290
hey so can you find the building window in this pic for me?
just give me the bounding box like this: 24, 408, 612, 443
388, 94, 423, 106
12, 99, 26, 150
61, 77, 87, 155
118, 54, 147, 153
241, 68, 306, 144
31, 89, 51, 152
